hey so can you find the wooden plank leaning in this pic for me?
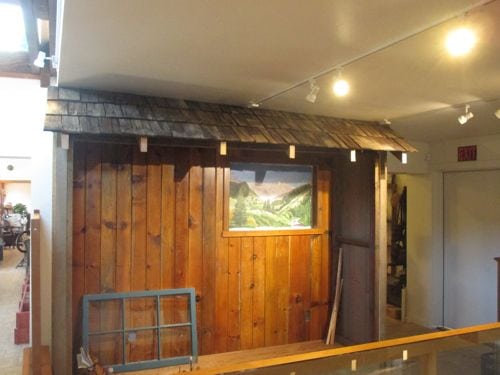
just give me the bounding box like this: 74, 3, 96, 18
326, 247, 343, 345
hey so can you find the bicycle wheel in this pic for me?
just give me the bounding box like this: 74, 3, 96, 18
16, 231, 30, 253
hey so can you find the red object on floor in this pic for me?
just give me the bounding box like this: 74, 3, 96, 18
14, 327, 29, 344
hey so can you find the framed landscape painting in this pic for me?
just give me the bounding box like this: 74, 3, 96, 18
229, 162, 313, 231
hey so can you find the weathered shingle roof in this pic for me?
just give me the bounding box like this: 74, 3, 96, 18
44, 86, 416, 152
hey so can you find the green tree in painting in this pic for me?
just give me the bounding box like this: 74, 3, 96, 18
232, 196, 248, 227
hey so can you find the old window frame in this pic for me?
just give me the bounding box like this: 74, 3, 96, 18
82, 288, 198, 372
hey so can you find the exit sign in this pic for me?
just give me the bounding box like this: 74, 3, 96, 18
458, 145, 477, 162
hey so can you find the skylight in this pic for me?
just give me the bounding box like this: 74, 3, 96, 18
0, 3, 28, 52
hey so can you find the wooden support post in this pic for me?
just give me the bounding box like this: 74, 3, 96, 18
495, 257, 500, 321
374, 152, 388, 340
31, 210, 41, 375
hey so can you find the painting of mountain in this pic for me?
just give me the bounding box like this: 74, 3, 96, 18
229, 163, 313, 230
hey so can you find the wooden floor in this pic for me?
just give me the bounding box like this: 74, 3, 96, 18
383, 316, 435, 339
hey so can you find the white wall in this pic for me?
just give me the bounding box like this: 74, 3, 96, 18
0, 157, 31, 181
395, 174, 433, 327
389, 134, 500, 329
4, 182, 31, 211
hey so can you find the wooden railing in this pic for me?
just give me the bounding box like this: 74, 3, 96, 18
186, 322, 500, 375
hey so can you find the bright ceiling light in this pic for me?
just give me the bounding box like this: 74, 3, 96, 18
333, 79, 350, 97
495, 109, 500, 119
458, 104, 474, 125
306, 79, 320, 103
446, 27, 476, 57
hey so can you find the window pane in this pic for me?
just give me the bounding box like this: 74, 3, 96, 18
126, 329, 159, 363
124, 297, 158, 329
89, 333, 123, 367
159, 295, 190, 325
160, 327, 192, 358
88, 300, 122, 333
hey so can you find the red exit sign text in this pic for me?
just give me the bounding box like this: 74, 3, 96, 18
458, 145, 477, 162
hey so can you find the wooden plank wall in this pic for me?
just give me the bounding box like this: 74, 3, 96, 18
334, 151, 376, 345
72, 142, 333, 360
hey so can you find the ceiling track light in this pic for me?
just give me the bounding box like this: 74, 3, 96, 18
305, 79, 320, 103
252, 1, 488, 107
332, 69, 350, 97
458, 104, 474, 125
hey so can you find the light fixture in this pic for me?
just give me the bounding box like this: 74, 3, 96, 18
401, 152, 408, 164
248, 102, 260, 108
350, 149, 356, 162
219, 141, 227, 156
332, 69, 350, 97
458, 104, 474, 125
33, 51, 58, 68
305, 79, 320, 103
288, 145, 296, 159
33, 51, 46, 68
494, 109, 500, 119
446, 27, 476, 57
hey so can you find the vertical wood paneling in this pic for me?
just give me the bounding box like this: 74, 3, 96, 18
188, 148, 203, 348
100, 145, 117, 293
264, 236, 277, 346
240, 237, 254, 349
288, 235, 310, 343
130, 149, 147, 362
72, 142, 86, 354
174, 149, 189, 289
85, 143, 102, 336
73, 143, 338, 359
214, 164, 229, 353
160, 148, 175, 357
227, 238, 241, 351
99, 145, 118, 364
275, 236, 290, 344
252, 237, 266, 348
115, 145, 132, 293
318, 168, 331, 339
309, 235, 322, 340
146, 147, 162, 291
201, 152, 216, 353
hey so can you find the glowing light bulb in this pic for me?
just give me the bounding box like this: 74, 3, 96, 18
446, 27, 476, 57
333, 79, 350, 97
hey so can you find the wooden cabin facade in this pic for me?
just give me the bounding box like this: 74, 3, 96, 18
45, 86, 414, 372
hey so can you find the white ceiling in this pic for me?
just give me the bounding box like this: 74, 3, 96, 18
57, 0, 500, 142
